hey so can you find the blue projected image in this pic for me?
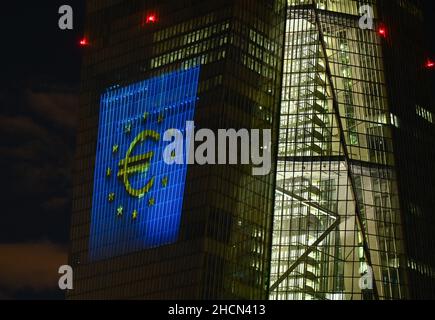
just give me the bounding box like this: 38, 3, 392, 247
89, 67, 200, 261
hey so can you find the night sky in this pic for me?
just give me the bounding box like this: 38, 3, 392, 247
0, 1, 433, 300
0, 1, 85, 299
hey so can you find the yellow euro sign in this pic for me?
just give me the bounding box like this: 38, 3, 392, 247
117, 130, 160, 198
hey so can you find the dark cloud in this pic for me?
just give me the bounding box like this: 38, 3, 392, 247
0, 115, 50, 140
27, 90, 78, 133
0, 91, 74, 296
0, 86, 78, 244
0, 242, 67, 293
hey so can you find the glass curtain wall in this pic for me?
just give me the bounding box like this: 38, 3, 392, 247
270, 0, 407, 300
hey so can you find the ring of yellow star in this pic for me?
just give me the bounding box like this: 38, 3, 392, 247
143, 112, 149, 122
162, 176, 168, 187
108, 193, 115, 202
117, 206, 123, 217
132, 209, 138, 220
124, 122, 132, 134
158, 112, 164, 124
148, 197, 155, 207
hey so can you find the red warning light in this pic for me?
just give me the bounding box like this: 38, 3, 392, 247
378, 26, 387, 38
425, 59, 435, 69
145, 13, 157, 24
79, 38, 89, 47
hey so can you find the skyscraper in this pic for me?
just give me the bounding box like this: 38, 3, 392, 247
379, 0, 435, 299
69, 0, 435, 300
69, 0, 285, 299
270, 0, 435, 300
271, 0, 406, 300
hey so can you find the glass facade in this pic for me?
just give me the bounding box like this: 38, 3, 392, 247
69, 0, 435, 300
379, 0, 435, 299
270, 0, 407, 300
69, 0, 285, 299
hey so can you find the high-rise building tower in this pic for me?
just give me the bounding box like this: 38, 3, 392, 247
269, 0, 435, 300
378, 0, 435, 299
69, 0, 435, 300
69, 0, 285, 299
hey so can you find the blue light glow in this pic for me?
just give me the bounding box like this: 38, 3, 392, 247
89, 67, 200, 261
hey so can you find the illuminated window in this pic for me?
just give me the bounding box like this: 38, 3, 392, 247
416, 105, 434, 124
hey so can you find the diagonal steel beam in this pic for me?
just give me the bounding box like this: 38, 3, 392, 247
276, 186, 338, 220
311, 3, 380, 299
270, 217, 341, 292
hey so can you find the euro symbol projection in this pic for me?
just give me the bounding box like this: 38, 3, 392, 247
117, 130, 160, 198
